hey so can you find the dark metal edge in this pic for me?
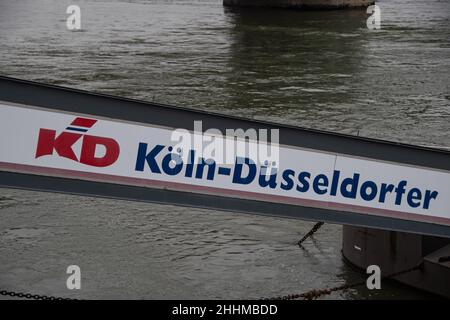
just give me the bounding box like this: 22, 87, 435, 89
1, 171, 449, 238
1, 75, 449, 170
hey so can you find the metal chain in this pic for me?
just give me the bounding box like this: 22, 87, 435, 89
2, 262, 424, 300
262, 262, 424, 300
298, 222, 324, 247
0, 289, 77, 300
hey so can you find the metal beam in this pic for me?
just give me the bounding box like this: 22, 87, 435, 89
0, 76, 449, 237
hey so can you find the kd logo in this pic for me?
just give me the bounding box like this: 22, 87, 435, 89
35, 117, 120, 167
366, 265, 381, 289
366, 4, 381, 30
66, 265, 81, 290
66, 5, 81, 31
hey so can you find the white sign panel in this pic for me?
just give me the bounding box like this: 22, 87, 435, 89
0, 102, 449, 227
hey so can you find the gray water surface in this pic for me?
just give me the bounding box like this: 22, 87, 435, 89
0, 0, 448, 299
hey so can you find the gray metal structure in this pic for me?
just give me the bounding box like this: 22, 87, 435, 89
0, 76, 449, 237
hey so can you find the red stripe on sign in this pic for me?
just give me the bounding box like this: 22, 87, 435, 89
70, 117, 97, 128
0, 161, 449, 227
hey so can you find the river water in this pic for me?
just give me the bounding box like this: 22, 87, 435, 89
0, 0, 448, 299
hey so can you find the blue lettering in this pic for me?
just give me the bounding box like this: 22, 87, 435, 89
259, 167, 277, 189
330, 170, 340, 196
135, 143, 164, 173
340, 173, 360, 199
185, 149, 196, 178
423, 190, 438, 209
394, 180, 407, 205
313, 174, 328, 195
379, 183, 394, 203
360, 180, 378, 201
195, 158, 216, 180
407, 188, 422, 208
161, 151, 183, 176
296, 172, 310, 193
232, 157, 256, 185
133, 143, 439, 211
280, 169, 295, 191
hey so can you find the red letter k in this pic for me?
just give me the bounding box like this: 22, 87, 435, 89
35, 129, 82, 161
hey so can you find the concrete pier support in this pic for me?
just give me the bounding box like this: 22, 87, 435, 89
342, 225, 450, 298
223, 0, 374, 9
